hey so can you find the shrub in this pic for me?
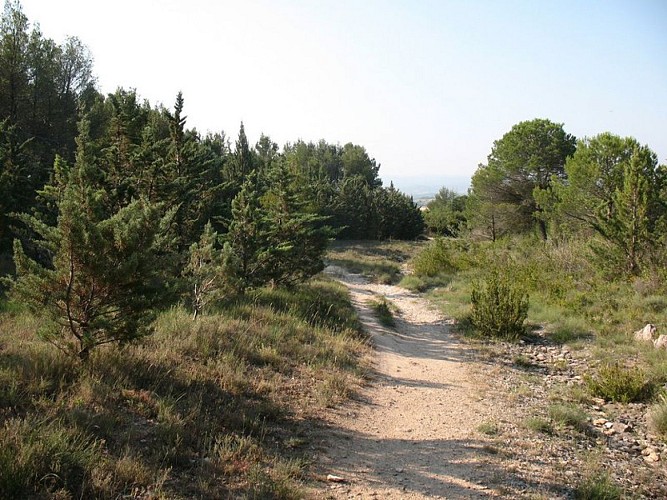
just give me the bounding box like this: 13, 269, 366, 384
649, 394, 667, 440
549, 404, 588, 432
470, 270, 529, 339
411, 238, 456, 277
585, 362, 655, 403
574, 472, 622, 500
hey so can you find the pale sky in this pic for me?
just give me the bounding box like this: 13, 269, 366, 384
18, 0, 667, 192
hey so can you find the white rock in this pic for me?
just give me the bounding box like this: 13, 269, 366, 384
327, 474, 347, 483
654, 335, 667, 350
634, 323, 657, 342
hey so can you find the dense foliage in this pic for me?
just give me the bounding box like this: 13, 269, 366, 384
466, 119, 666, 280
423, 187, 467, 236
0, 2, 424, 351
468, 118, 577, 241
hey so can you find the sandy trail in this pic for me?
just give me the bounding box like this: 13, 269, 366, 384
313, 266, 503, 499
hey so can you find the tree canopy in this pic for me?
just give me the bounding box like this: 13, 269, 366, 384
468, 119, 576, 240
1, 1, 424, 356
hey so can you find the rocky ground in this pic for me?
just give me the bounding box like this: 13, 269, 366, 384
475, 334, 667, 498
309, 266, 666, 499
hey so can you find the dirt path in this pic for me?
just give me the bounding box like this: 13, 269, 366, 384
312, 266, 505, 499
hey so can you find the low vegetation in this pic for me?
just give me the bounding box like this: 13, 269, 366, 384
370, 297, 397, 328
470, 270, 529, 340
403, 233, 667, 497
327, 240, 417, 284
574, 473, 622, 500
649, 394, 667, 440
524, 416, 553, 434
0, 278, 368, 498
585, 362, 656, 404
548, 404, 589, 432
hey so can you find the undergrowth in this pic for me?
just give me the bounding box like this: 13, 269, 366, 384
574, 472, 622, 500
0, 276, 367, 499
649, 395, 667, 440
408, 236, 667, 392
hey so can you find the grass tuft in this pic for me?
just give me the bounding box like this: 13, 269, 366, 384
524, 416, 553, 434
585, 362, 656, 403
370, 297, 397, 328
574, 472, 622, 500
548, 404, 588, 432
477, 421, 499, 436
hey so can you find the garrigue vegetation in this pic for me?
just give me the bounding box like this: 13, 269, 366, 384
2, 0, 666, 497
0, 2, 416, 497
408, 118, 667, 495
0, 0, 423, 352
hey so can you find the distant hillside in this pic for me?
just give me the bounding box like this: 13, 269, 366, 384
382, 174, 471, 205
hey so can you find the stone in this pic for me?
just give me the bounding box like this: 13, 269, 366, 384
654, 335, 667, 350
634, 323, 657, 342
593, 418, 608, 426
327, 474, 347, 483
614, 422, 631, 433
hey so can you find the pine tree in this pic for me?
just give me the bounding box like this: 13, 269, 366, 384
552, 134, 665, 274
600, 147, 653, 274
7, 122, 174, 360
221, 171, 268, 293
376, 182, 425, 240
184, 221, 222, 319
260, 161, 332, 285
226, 122, 253, 185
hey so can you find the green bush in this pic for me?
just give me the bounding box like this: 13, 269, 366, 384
574, 472, 622, 500
585, 362, 655, 403
649, 394, 667, 440
411, 238, 456, 277
411, 238, 481, 277
470, 270, 529, 339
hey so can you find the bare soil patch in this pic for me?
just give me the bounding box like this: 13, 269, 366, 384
309, 266, 513, 498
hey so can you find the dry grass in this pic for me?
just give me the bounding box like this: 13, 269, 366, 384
327, 239, 421, 284
0, 276, 368, 499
